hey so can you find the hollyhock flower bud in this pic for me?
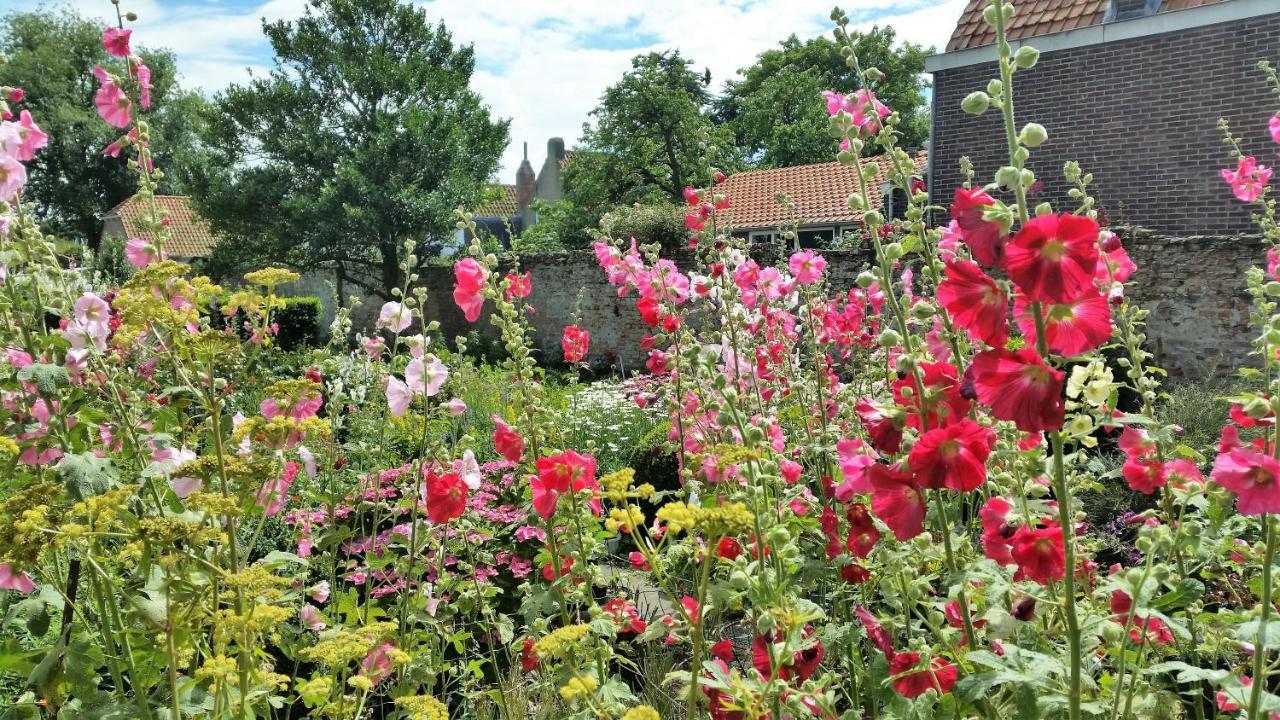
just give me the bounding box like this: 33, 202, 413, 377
877, 329, 902, 347
1014, 45, 1040, 69
961, 91, 990, 115
856, 270, 877, 288
7, 87, 22, 103
1020, 123, 1048, 147
1011, 596, 1037, 621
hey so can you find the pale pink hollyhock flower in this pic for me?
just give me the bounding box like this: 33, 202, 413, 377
386, 376, 412, 416
420, 354, 448, 396
125, 237, 159, 268
62, 321, 107, 353
101, 27, 131, 57
362, 642, 396, 685
94, 81, 132, 129
0, 156, 27, 202
74, 292, 112, 334
0, 564, 35, 593
297, 445, 317, 479
376, 301, 412, 333
1271, 115, 1280, 144
300, 605, 325, 631
1, 110, 49, 162
444, 398, 467, 415
460, 449, 482, 490
6, 347, 32, 368
256, 461, 299, 516
170, 475, 202, 499
404, 333, 426, 358
788, 250, 826, 285
1221, 156, 1272, 203
362, 336, 385, 359
310, 580, 330, 603
135, 64, 152, 108
65, 348, 90, 379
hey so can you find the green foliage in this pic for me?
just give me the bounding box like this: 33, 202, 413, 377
275, 296, 323, 350
717, 30, 932, 166
0, 8, 212, 244
599, 202, 687, 254
90, 235, 134, 285
516, 199, 596, 252
190, 0, 509, 298
1157, 379, 1240, 457
568, 51, 739, 213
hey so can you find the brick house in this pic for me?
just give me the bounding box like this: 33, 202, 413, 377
720, 151, 928, 246
926, 0, 1279, 235
100, 195, 217, 261
470, 137, 574, 246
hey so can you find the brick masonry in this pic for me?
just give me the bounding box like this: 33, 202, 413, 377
929, 12, 1280, 236
405, 229, 1257, 379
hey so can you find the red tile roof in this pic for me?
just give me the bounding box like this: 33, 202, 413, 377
720, 151, 928, 231
104, 195, 216, 258
474, 184, 519, 217
946, 0, 1227, 51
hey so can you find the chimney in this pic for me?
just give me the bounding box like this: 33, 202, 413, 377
548, 137, 566, 163
515, 141, 535, 212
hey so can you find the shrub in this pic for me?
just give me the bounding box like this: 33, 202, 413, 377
275, 296, 323, 350
598, 201, 687, 253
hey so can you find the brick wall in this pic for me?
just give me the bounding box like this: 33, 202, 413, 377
930, 13, 1280, 235
404, 230, 1255, 379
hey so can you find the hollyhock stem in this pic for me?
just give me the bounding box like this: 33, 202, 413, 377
1051, 431, 1082, 720
1248, 515, 1276, 720
991, 0, 1030, 225
935, 492, 979, 650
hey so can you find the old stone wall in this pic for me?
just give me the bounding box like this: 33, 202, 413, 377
929, 12, 1280, 237
397, 228, 1258, 379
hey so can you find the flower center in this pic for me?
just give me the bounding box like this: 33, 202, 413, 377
1040, 239, 1066, 262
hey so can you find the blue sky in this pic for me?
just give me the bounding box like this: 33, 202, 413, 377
13, 0, 968, 177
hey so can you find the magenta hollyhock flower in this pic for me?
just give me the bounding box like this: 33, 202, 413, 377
869, 463, 926, 540
937, 258, 1009, 347
1271, 115, 1280, 144
1005, 213, 1100, 304
788, 250, 826, 285
950, 187, 1005, 267
1211, 447, 1280, 515
1013, 287, 1112, 357
562, 325, 589, 363
125, 237, 160, 268
969, 348, 1065, 432
452, 257, 488, 322
908, 418, 996, 492
135, 63, 152, 108
2, 110, 48, 162
94, 81, 132, 128
890, 653, 958, 698
1221, 156, 1272, 202
1122, 457, 1167, 494
491, 416, 525, 463
1010, 524, 1066, 585
102, 27, 132, 57
361, 642, 396, 686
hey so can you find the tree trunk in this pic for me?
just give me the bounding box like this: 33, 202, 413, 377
664, 132, 683, 203
379, 235, 400, 299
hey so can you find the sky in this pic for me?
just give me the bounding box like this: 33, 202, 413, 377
13, 0, 969, 179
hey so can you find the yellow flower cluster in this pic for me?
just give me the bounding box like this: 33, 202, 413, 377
233, 415, 332, 448
194, 655, 238, 683
347, 675, 374, 692
606, 506, 645, 534
599, 468, 655, 503
113, 261, 221, 346
622, 707, 661, 720
186, 492, 241, 516
243, 267, 301, 289
532, 623, 592, 659
221, 565, 294, 601
558, 674, 598, 701
0, 436, 19, 460
69, 485, 139, 533
656, 501, 754, 538
397, 695, 449, 720
0, 482, 63, 567
295, 675, 333, 707
299, 622, 398, 667
213, 605, 294, 644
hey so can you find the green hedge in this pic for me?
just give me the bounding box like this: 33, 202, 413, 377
275, 297, 323, 350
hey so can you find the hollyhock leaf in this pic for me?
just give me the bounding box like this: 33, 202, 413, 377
16, 364, 69, 395
57, 453, 117, 501
1144, 661, 1230, 684
260, 551, 310, 568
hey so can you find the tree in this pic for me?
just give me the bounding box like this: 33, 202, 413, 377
190, 0, 508, 299
718, 29, 931, 167
0, 8, 211, 244
568, 51, 737, 212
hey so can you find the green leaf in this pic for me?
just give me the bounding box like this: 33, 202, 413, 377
16, 364, 68, 395
57, 453, 117, 501
260, 551, 309, 568
1236, 619, 1280, 646
1144, 661, 1230, 684
64, 634, 105, 696
1151, 579, 1205, 611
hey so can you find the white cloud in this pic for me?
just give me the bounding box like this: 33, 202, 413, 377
9, 0, 967, 176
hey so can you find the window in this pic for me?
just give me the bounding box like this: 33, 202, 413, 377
797, 227, 835, 249
1105, 0, 1160, 22
749, 231, 780, 244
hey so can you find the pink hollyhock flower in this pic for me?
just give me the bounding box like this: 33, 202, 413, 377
424, 471, 468, 524
386, 376, 412, 417
1271, 115, 1280, 144
834, 437, 877, 499
950, 187, 1005, 267
361, 642, 396, 686
532, 450, 597, 519
1165, 458, 1204, 488
1217, 677, 1252, 713
94, 81, 132, 128
1221, 156, 1272, 202
2, 110, 48, 162
135, 63, 152, 108
856, 398, 904, 454
504, 272, 531, 300
937, 258, 1009, 347
491, 415, 525, 463
788, 250, 826, 285
849, 89, 891, 133
890, 653, 958, 698
375, 301, 411, 333
1013, 288, 1112, 356
1129, 616, 1175, 645
6, 88, 22, 103
6, 347, 32, 368
908, 418, 996, 492
562, 325, 589, 363
869, 463, 926, 540
74, 292, 112, 335
257, 461, 299, 516
170, 473, 202, 499
969, 348, 1065, 432
444, 398, 467, 415
1211, 447, 1280, 515
1005, 213, 1100, 304
845, 503, 880, 557
102, 27, 132, 57
405, 354, 448, 397
300, 605, 325, 631
453, 257, 488, 322
1010, 524, 1066, 585
1123, 457, 1167, 494
310, 580, 330, 603
0, 564, 35, 593
0, 156, 27, 202
125, 237, 160, 268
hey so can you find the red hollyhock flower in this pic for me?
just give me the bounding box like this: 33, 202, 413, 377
979, 496, 1016, 565
820, 506, 843, 560
1013, 288, 1112, 356
710, 640, 734, 663
681, 595, 700, 623
869, 463, 926, 540
636, 295, 662, 327
491, 416, 525, 463
629, 551, 651, 571
945, 599, 987, 631
1010, 524, 1066, 585
424, 471, 467, 524
856, 398, 904, 454
1211, 447, 1280, 515
504, 272, 531, 300
890, 652, 958, 698
969, 348, 1065, 432
1129, 616, 1175, 645
561, 325, 589, 363
908, 418, 996, 492
541, 555, 575, 582
752, 628, 825, 682
531, 450, 598, 519
519, 638, 538, 673
950, 187, 1005, 267
1004, 213, 1100, 304
845, 503, 880, 558
937, 259, 1009, 347
854, 605, 896, 659
716, 536, 743, 560
841, 563, 871, 583
1123, 457, 1167, 494
892, 362, 972, 431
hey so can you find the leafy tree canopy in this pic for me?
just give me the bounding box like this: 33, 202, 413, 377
190, 0, 508, 298
0, 8, 211, 244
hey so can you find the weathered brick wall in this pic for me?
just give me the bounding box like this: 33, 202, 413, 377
404, 229, 1257, 379
930, 13, 1280, 236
